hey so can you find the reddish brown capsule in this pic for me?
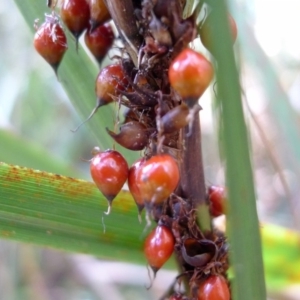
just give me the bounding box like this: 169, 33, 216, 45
136, 154, 180, 206
197, 275, 230, 300
208, 186, 226, 217
89, 0, 111, 31
169, 48, 214, 107
96, 64, 128, 106
61, 0, 90, 46
128, 158, 145, 214
34, 14, 68, 75
200, 13, 237, 55
90, 148, 129, 214
72, 64, 128, 131
106, 121, 149, 151
84, 23, 114, 64
144, 225, 175, 273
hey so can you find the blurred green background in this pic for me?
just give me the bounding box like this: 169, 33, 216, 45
0, 0, 300, 299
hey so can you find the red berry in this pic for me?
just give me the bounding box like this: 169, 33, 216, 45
169, 48, 214, 106
169, 294, 185, 300
61, 0, 90, 45
144, 225, 175, 273
90, 148, 128, 213
95, 64, 129, 106
89, 0, 111, 31
84, 23, 114, 64
72, 64, 129, 132
34, 14, 67, 75
128, 158, 145, 213
208, 186, 226, 217
136, 154, 180, 206
200, 13, 237, 54
197, 275, 230, 300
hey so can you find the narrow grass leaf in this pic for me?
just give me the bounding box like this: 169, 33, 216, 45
0, 162, 148, 264
0, 129, 82, 178
203, 1, 266, 299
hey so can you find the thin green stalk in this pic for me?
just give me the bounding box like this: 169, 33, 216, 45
204, 1, 266, 299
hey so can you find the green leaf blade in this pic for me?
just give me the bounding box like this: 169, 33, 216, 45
0, 162, 146, 264
205, 1, 266, 299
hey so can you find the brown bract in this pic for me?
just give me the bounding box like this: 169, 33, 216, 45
106, 121, 149, 151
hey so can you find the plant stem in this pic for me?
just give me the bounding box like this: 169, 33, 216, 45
180, 115, 211, 232
104, 0, 142, 66
205, 0, 267, 298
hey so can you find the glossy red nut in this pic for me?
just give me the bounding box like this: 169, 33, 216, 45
96, 64, 129, 106
34, 14, 67, 75
128, 158, 145, 213
169, 48, 214, 106
169, 294, 186, 300
72, 64, 129, 132
208, 186, 226, 217
84, 23, 114, 64
90, 148, 129, 212
144, 225, 175, 273
61, 0, 90, 44
197, 275, 230, 300
136, 154, 180, 206
200, 13, 237, 54
89, 0, 111, 31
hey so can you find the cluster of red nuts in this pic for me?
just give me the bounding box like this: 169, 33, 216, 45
34, 0, 113, 75
90, 147, 180, 217
33, 1, 236, 299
